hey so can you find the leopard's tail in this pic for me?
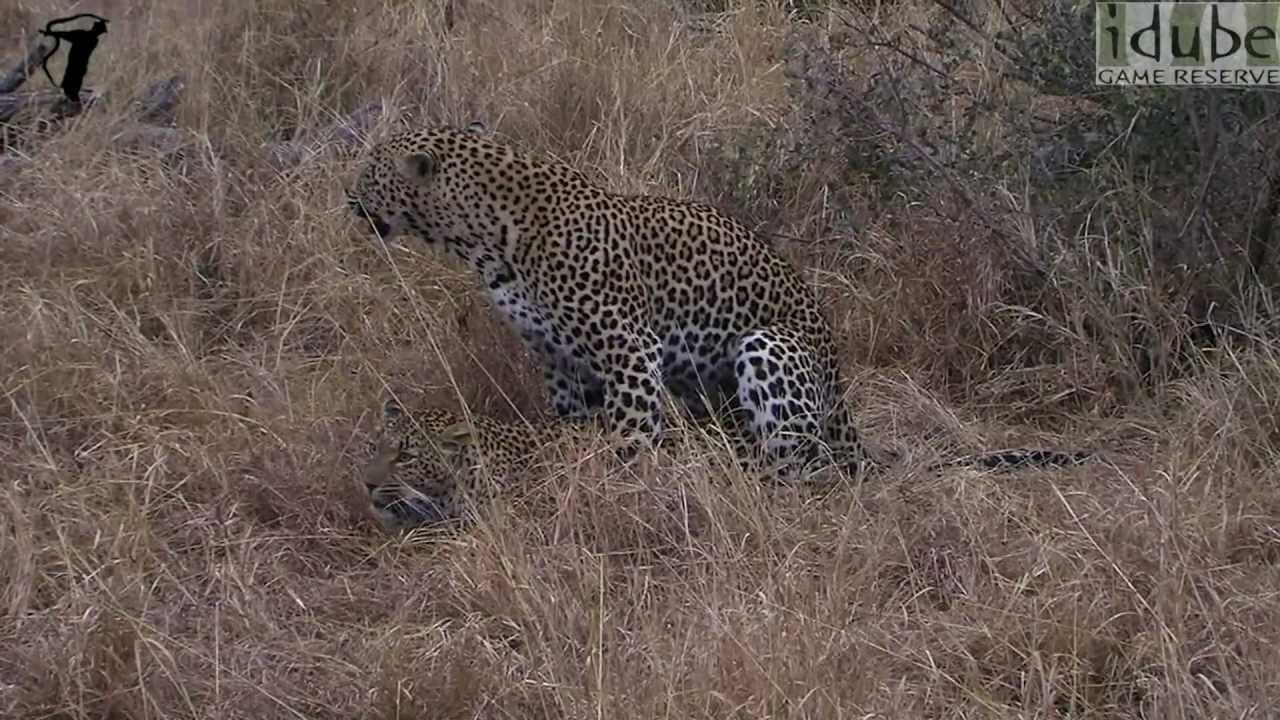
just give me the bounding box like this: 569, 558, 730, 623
838, 444, 1092, 476
925, 448, 1092, 472
825, 399, 1092, 476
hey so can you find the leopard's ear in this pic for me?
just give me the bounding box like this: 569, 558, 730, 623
398, 151, 440, 183
382, 398, 404, 419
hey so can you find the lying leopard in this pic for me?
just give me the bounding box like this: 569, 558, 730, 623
361, 396, 761, 533
360, 399, 555, 533
362, 399, 1091, 532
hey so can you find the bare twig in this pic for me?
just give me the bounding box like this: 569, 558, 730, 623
811, 56, 1011, 243
1247, 100, 1280, 276
928, 0, 1022, 64
866, 41, 949, 80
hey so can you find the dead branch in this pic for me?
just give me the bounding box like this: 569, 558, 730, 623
0, 89, 100, 123
263, 100, 386, 173
0, 41, 387, 181
0, 37, 54, 94
329, 100, 383, 147
135, 75, 185, 126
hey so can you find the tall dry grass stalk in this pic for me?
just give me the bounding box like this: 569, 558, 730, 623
1, 0, 1277, 717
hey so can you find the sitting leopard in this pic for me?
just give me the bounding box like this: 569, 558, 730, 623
346, 123, 1088, 479
363, 399, 1091, 533
346, 122, 871, 477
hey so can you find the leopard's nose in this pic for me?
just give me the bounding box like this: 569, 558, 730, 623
352, 208, 391, 238
347, 198, 390, 237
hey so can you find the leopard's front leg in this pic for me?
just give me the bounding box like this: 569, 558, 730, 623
487, 272, 604, 422
541, 352, 605, 422
592, 330, 665, 453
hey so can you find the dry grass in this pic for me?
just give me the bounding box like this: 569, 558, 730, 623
2, 0, 1279, 718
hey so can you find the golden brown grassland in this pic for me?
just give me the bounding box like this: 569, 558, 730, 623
2, 0, 1278, 717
